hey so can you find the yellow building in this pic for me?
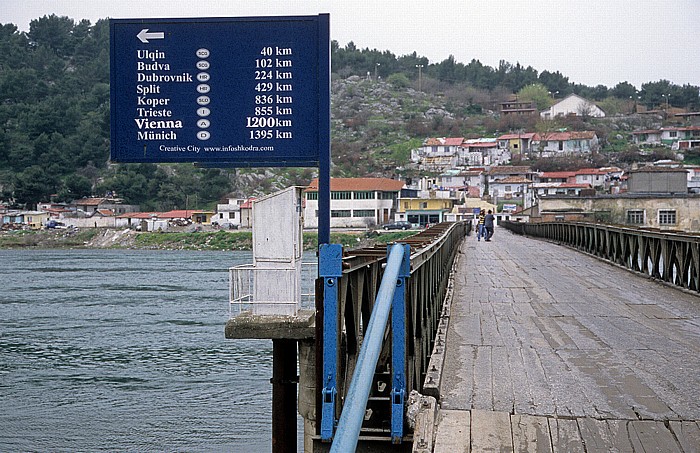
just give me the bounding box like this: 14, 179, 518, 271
23, 211, 50, 229
396, 197, 456, 226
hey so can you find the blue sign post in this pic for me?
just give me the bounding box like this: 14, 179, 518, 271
110, 16, 332, 452
110, 14, 330, 243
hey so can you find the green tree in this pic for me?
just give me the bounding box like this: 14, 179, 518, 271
517, 83, 551, 110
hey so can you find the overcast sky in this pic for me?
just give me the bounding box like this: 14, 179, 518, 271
2, 0, 698, 89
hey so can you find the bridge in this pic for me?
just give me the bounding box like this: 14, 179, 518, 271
226, 221, 699, 452
431, 223, 700, 452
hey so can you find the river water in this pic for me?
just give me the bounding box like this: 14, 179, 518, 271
0, 249, 307, 452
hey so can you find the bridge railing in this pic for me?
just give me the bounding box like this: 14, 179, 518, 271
318, 221, 468, 446
502, 220, 700, 294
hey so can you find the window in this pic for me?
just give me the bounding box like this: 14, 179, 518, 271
669, 131, 678, 138
354, 191, 375, 200
404, 202, 409, 210
306, 192, 318, 200
381, 192, 395, 200
626, 210, 645, 224
658, 210, 677, 225
331, 191, 352, 200
331, 210, 351, 218
420, 202, 428, 209
353, 209, 375, 217
505, 185, 511, 192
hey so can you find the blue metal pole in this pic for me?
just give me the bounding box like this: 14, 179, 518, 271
320, 243, 343, 441
391, 244, 410, 443
330, 244, 406, 452
317, 14, 331, 246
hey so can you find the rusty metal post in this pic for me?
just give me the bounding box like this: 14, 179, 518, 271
272, 339, 298, 453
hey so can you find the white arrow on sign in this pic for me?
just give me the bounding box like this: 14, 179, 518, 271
137, 29, 165, 43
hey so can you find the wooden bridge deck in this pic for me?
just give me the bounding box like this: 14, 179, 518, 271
434, 225, 700, 452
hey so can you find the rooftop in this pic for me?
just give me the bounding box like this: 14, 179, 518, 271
306, 177, 405, 192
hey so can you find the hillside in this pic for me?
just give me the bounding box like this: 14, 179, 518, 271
1, 15, 698, 211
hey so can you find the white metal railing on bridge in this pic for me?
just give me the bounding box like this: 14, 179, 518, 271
229, 262, 317, 316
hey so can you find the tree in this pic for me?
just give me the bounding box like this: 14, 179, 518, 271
517, 83, 551, 110
12, 165, 58, 207
610, 81, 637, 99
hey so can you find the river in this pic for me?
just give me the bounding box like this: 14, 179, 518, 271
0, 249, 308, 452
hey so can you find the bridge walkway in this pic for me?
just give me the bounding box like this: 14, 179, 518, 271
434, 225, 700, 452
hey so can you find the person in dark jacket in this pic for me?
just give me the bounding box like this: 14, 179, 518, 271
484, 210, 495, 241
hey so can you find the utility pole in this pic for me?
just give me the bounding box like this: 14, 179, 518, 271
416, 64, 424, 92
375, 62, 380, 81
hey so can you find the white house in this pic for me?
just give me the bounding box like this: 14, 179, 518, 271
459, 139, 509, 166
632, 129, 662, 146
411, 137, 464, 171
489, 176, 534, 208
533, 182, 591, 197
533, 131, 599, 157
540, 93, 605, 119
303, 178, 405, 229
574, 168, 609, 189
214, 197, 245, 227
438, 169, 484, 194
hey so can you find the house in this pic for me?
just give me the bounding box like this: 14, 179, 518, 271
533, 182, 591, 197
411, 137, 463, 171
460, 139, 510, 166
537, 171, 577, 184
21, 211, 50, 229
632, 129, 662, 146
533, 131, 599, 157
159, 209, 215, 225
659, 126, 700, 149
116, 212, 158, 229
214, 197, 245, 228
1, 210, 24, 227
487, 166, 535, 185
438, 169, 484, 197
497, 133, 538, 157
303, 178, 405, 229
540, 93, 605, 119
395, 197, 456, 227
239, 198, 255, 228
631, 126, 700, 149
71, 197, 139, 216
574, 168, 610, 189
489, 176, 534, 208
500, 100, 536, 116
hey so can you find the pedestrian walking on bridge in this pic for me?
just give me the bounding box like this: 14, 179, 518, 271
476, 209, 486, 241
484, 210, 495, 241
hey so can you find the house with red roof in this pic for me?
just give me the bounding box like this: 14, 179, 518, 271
537, 171, 577, 184
497, 132, 538, 156
459, 139, 510, 166
489, 176, 535, 209
303, 178, 405, 228
533, 182, 592, 197
532, 131, 599, 157
411, 137, 464, 171
631, 129, 662, 146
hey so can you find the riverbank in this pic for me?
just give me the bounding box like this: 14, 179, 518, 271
0, 228, 414, 251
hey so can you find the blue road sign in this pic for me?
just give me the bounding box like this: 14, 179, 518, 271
110, 15, 329, 166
